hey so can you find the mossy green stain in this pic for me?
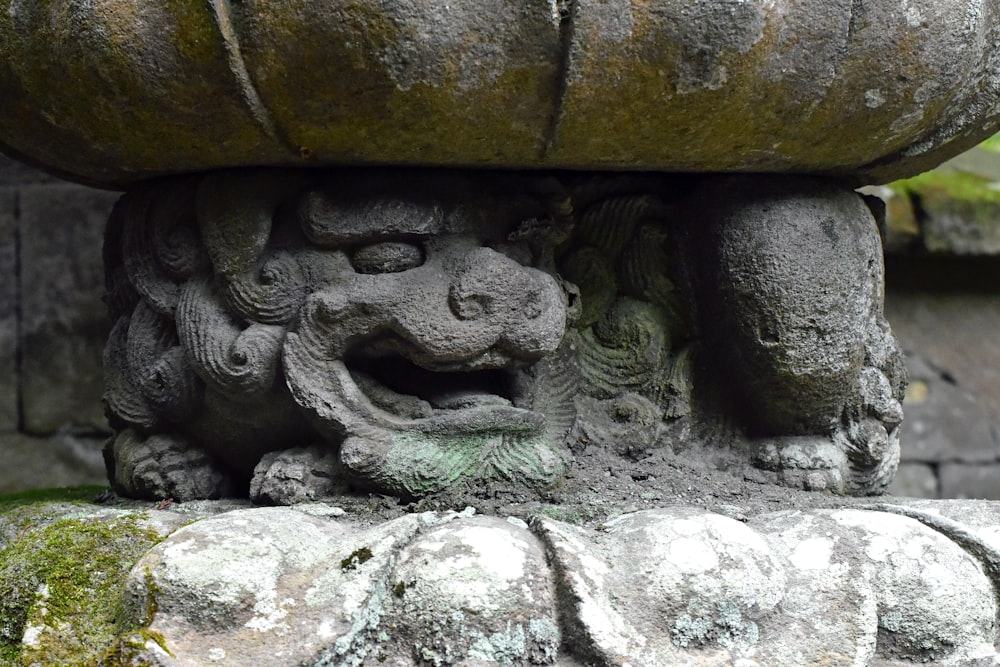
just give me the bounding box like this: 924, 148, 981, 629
903, 170, 1000, 206
340, 547, 374, 572
0, 514, 162, 666
0, 486, 108, 510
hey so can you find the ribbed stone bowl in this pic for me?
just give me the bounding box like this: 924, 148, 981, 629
1, 0, 998, 186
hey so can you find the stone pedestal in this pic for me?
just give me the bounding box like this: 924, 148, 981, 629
3, 1, 1000, 664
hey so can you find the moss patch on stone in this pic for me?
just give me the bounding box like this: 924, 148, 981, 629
896, 169, 1000, 206
0, 510, 162, 666
0, 486, 107, 510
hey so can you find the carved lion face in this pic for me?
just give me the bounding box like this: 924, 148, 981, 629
105, 171, 581, 497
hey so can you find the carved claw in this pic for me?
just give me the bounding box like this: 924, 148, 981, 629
105, 429, 235, 501
249, 446, 341, 505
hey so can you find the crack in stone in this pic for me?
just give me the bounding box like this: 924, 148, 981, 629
209, 0, 297, 157
541, 0, 577, 162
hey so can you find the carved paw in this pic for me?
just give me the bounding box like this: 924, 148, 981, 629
837, 416, 901, 495
249, 446, 340, 505
338, 429, 569, 500
750, 436, 848, 492
106, 429, 235, 501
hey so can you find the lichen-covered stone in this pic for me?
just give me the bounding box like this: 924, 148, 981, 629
0, 492, 190, 667
377, 516, 560, 666
120, 507, 426, 666
1, 0, 997, 186
5, 498, 1000, 665
534, 508, 786, 666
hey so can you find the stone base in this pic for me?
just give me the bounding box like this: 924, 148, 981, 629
4, 493, 1000, 666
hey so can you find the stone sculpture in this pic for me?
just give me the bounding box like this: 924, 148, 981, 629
102, 169, 904, 503
4, 0, 1000, 664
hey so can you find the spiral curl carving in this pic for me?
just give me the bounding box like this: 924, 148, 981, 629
177, 278, 286, 396
224, 250, 310, 325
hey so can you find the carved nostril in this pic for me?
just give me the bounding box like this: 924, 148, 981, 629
449, 289, 488, 321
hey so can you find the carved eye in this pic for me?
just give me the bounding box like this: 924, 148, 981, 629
350, 241, 424, 274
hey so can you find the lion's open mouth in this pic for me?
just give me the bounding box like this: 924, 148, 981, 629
344, 349, 529, 422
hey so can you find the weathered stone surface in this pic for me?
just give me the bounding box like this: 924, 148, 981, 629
887, 462, 939, 499
0, 186, 17, 431
897, 352, 999, 464
18, 183, 118, 434
0, 497, 206, 667
751, 510, 880, 665
0, 431, 106, 495
886, 291, 1000, 437
378, 516, 560, 666
687, 175, 904, 493
1, 0, 997, 186
121, 507, 425, 666
535, 507, 787, 666
6, 499, 1000, 665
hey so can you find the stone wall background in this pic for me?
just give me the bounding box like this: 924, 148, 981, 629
0, 154, 113, 493
0, 149, 997, 499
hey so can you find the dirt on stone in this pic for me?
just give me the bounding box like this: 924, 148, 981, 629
90, 441, 892, 530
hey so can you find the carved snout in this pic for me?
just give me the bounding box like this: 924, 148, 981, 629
298, 245, 569, 370
443, 247, 567, 362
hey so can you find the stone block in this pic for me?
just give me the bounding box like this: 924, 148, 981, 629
0, 153, 57, 185
0, 187, 16, 431
886, 291, 1000, 459
0, 431, 107, 494
939, 463, 1000, 500
19, 184, 120, 434
888, 462, 939, 499
897, 352, 999, 463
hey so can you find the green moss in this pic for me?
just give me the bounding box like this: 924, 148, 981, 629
980, 133, 1000, 154
99, 628, 172, 666
896, 169, 1000, 206
0, 512, 162, 666
0, 644, 19, 665
0, 486, 107, 510
340, 547, 374, 572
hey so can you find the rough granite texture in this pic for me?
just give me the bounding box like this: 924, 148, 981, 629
5, 495, 1000, 666
0, 0, 998, 186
